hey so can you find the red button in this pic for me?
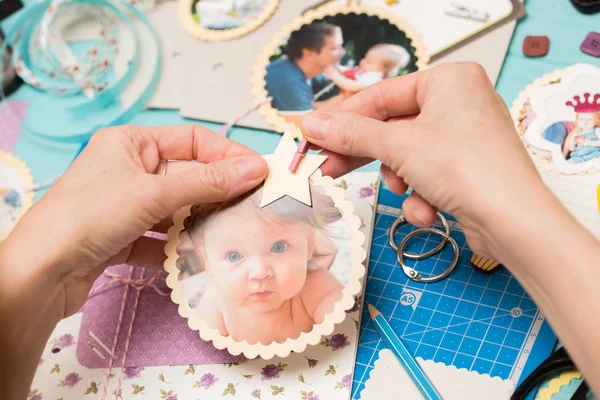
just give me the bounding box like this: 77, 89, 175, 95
523, 35, 550, 57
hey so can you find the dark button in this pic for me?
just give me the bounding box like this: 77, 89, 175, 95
523, 35, 550, 57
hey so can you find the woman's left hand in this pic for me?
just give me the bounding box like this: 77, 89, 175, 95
0, 125, 267, 399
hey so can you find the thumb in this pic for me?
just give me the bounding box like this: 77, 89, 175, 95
301, 111, 415, 171
154, 155, 267, 211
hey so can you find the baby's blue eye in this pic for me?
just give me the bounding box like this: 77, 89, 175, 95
272, 241, 288, 254
227, 251, 242, 263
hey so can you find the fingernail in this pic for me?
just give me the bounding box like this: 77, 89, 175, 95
301, 112, 331, 140
236, 156, 266, 180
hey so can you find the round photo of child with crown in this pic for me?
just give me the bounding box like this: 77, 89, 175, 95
545, 93, 600, 165
252, 5, 427, 135
515, 63, 600, 175
164, 171, 365, 359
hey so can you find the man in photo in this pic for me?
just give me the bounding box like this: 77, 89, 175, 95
265, 22, 345, 126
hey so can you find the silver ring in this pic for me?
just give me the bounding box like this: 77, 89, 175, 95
397, 227, 459, 283
388, 212, 451, 260
156, 160, 169, 176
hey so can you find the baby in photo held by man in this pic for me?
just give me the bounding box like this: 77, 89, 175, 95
324, 43, 411, 98
181, 185, 346, 345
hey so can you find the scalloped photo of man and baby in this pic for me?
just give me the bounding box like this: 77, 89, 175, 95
263, 12, 419, 127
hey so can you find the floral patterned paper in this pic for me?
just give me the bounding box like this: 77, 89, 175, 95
28, 172, 380, 400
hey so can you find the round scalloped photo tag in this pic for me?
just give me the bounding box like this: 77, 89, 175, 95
252, 5, 428, 137
510, 63, 600, 176
164, 169, 366, 359
179, 0, 279, 42
0, 151, 34, 241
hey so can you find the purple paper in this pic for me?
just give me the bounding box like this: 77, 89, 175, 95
0, 101, 27, 152
76, 264, 245, 368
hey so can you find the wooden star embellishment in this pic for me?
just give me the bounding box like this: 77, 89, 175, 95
260, 131, 327, 208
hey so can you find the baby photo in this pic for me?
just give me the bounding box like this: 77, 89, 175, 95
520, 64, 600, 174
262, 12, 419, 127
175, 183, 353, 346
540, 93, 600, 165
191, 0, 274, 30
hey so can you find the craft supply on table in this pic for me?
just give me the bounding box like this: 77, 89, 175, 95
470, 254, 503, 274
0, 28, 22, 96
569, 0, 600, 14
0, 0, 22, 20
164, 130, 366, 360
388, 211, 460, 283
260, 131, 327, 208
444, 0, 490, 22
510, 346, 589, 400
367, 303, 442, 400
0, 150, 34, 240
522, 35, 550, 57
352, 187, 557, 398
580, 32, 600, 57
321, 0, 518, 58
360, 349, 516, 399
510, 63, 600, 239
288, 137, 310, 172
535, 369, 587, 400
29, 172, 380, 400
253, 4, 428, 137
179, 0, 280, 42
0, 100, 26, 152
76, 265, 245, 369
0, 0, 161, 145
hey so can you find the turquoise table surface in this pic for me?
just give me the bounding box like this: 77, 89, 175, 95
1, 0, 599, 190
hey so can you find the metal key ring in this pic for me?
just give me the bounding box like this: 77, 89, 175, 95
388, 212, 451, 260
397, 227, 459, 283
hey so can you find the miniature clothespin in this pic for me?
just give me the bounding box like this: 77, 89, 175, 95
288, 137, 310, 172
260, 131, 326, 208
444, 1, 489, 23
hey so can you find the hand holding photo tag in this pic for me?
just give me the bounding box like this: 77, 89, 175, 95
164, 133, 366, 360
261, 130, 327, 207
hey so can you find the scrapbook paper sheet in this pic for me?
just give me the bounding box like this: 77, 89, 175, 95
0, 101, 27, 152
540, 172, 600, 238
321, 0, 515, 57
31, 172, 379, 400
76, 265, 244, 367
360, 349, 514, 400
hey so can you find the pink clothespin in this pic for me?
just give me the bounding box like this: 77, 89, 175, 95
288, 137, 311, 172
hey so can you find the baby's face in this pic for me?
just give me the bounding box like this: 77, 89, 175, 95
200, 200, 313, 313
577, 113, 597, 131
359, 50, 386, 73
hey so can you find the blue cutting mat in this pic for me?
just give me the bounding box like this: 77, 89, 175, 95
351, 188, 557, 399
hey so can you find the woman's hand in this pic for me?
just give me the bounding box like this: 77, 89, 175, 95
0, 125, 267, 399
301, 63, 600, 396
300, 63, 549, 262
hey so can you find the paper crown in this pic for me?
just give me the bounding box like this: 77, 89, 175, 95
565, 93, 600, 113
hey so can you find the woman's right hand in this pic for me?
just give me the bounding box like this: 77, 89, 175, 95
300, 63, 554, 263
